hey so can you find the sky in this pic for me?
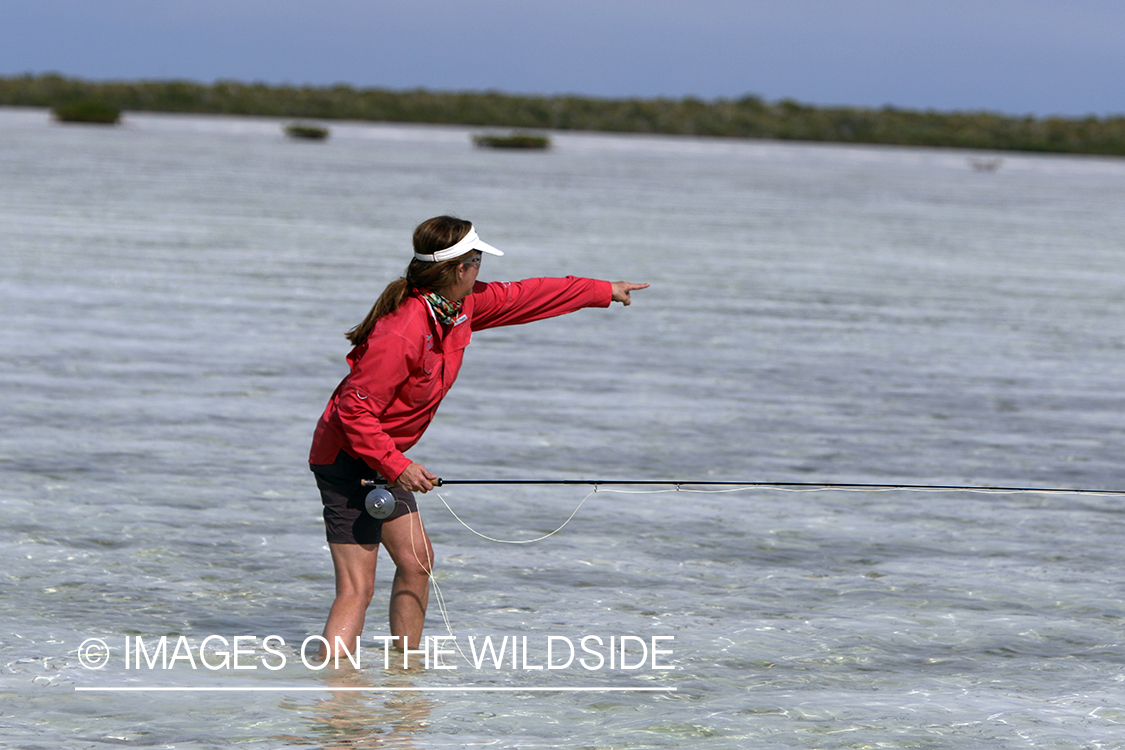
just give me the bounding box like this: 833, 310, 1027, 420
2, 0, 1123, 117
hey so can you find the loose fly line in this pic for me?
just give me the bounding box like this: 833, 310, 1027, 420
390, 477, 1125, 659
424, 479, 1125, 544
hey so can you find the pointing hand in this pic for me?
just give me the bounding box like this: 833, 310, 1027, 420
610, 281, 650, 306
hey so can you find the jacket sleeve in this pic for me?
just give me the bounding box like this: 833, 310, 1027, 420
335, 332, 418, 480
470, 277, 613, 331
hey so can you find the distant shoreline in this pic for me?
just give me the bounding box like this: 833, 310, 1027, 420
3, 74, 1123, 157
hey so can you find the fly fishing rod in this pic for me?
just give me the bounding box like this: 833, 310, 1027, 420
435, 479, 1125, 493
359, 478, 1125, 519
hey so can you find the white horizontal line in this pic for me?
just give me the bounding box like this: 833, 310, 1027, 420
75, 686, 676, 693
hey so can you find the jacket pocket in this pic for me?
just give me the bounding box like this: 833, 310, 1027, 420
402, 351, 441, 404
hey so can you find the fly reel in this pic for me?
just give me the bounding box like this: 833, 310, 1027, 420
363, 487, 397, 520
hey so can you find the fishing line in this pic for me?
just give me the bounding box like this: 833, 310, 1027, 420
392, 477, 1125, 660
431, 489, 599, 544
401, 504, 473, 663
403, 487, 607, 660
415, 488, 601, 660
424, 478, 1125, 552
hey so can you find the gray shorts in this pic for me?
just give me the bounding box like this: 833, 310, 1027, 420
310, 451, 418, 545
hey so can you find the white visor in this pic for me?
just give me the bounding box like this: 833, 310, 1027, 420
414, 225, 504, 262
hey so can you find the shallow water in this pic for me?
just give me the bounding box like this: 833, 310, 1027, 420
2, 107, 1125, 748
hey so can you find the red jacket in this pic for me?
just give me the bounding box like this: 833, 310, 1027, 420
310, 276, 613, 479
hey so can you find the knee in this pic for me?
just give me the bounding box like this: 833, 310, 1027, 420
336, 578, 376, 604
396, 550, 434, 581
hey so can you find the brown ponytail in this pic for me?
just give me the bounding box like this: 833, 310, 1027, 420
345, 216, 476, 345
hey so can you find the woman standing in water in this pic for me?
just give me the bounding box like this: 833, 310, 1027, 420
309, 216, 647, 657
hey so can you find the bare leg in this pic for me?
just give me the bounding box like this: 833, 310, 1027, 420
380, 510, 434, 650
320, 542, 379, 660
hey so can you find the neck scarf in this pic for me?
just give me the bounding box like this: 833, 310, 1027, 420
420, 290, 463, 326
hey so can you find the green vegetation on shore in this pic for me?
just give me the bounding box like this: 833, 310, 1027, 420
473, 132, 551, 150
284, 122, 330, 140
51, 98, 120, 124
4, 74, 1124, 156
